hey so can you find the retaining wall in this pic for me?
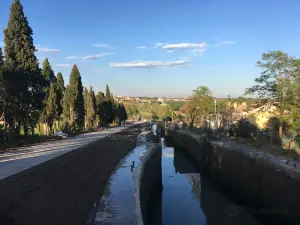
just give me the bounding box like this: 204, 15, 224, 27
133, 142, 162, 225
167, 128, 300, 225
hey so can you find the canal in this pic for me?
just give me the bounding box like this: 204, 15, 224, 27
89, 131, 262, 225
150, 141, 262, 225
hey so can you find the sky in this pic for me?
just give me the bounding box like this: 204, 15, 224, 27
1, 0, 300, 98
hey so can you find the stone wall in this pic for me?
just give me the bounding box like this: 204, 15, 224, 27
133, 142, 162, 225
167, 128, 300, 225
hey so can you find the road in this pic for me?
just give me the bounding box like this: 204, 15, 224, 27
0, 126, 129, 180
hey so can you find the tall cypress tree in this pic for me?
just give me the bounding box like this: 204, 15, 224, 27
62, 84, 71, 131
105, 84, 111, 101
68, 65, 84, 131
83, 87, 89, 129
0, 48, 4, 67
3, 0, 46, 135
45, 83, 59, 133
4, 0, 39, 72
56, 72, 65, 93
56, 72, 64, 120
42, 58, 56, 84
96, 91, 106, 126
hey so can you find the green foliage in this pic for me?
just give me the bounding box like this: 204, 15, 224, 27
68, 65, 84, 131
45, 83, 59, 133
245, 51, 300, 137
42, 58, 56, 84
56, 72, 65, 93
4, 0, 39, 73
184, 86, 214, 127
84, 87, 96, 129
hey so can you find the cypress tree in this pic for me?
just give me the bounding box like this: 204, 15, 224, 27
56, 72, 64, 121
56, 72, 65, 93
45, 83, 59, 134
42, 58, 56, 84
68, 65, 84, 131
96, 91, 106, 127
3, 0, 46, 135
105, 85, 111, 101
83, 87, 89, 129
62, 84, 71, 131
84, 87, 96, 129
0, 48, 4, 67
4, 0, 39, 72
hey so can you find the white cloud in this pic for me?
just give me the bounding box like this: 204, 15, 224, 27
110, 59, 188, 68
92, 43, 113, 48
218, 41, 235, 46
153, 42, 165, 48
36, 44, 59, 53
162, 42, 208, 50
66, 56, 81, 60
190, 49, 206, 56
56, 64, 73, 68
82, 53, 113, 60
137, 46, 147, 49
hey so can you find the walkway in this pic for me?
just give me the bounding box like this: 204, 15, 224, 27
0, 126, 129, 180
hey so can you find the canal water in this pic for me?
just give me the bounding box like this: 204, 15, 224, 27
89, 131, 261, 225
155, 143, 262, 225
88, 131, 150, 225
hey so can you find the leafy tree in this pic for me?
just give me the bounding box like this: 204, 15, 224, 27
183, 86, 213, 128
4, 0, 39, 72
245, 51, 298, 137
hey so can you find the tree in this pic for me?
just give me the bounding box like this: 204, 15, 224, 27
183, 86, 213, 128
83, 87, 96, 129
45, 83, 59, 134
3, 0, 46, 136
115, 103, 127, 125
245, 51, 298, 138
4, 0, 39, 72
96, 91, 106, 126
56, 72, 65, 93
105, 84, 115, 123
68, 65, 84, 131
62, 85, 71, 131
105, 84, 112, 101
42, 58, 56, 85
0, 48, 3, 67
56, 72, 64, 122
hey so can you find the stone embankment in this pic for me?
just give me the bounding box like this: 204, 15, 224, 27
167, 127, 300, 225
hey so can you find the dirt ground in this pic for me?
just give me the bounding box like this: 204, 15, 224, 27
0, 125, 142, 225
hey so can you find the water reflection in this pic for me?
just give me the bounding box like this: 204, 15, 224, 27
153, 142, 261, 225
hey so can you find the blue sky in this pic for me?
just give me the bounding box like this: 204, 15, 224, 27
1, 0, 300, 97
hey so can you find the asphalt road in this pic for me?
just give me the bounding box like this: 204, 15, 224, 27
0, 126, 129, 180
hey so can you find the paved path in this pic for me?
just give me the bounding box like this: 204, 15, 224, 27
0, 126, 129, 180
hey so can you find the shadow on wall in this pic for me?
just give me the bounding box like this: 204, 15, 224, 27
168, 129, 300, 225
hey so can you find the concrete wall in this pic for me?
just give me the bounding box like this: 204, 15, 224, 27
133, 142, 162, 225
168, 128, 300, 225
